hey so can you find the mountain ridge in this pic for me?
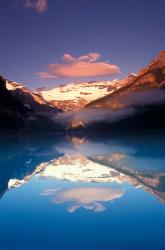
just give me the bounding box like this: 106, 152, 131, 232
86, 50, 165, 109
35, 79, 126, 111
1, 50, 165, 132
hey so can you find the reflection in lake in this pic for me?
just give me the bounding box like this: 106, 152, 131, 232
0, 132, 165, 249
41, 187, 124, 213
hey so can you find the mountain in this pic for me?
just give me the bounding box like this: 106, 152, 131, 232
6, 79, 58, 113
0, 75, 28, 131
86, 50, 165, 109
36, 79, 128, 111
1, 50, 165, 132
35, 51, 165, 114
0, 76, 63, 133
69, 51, 165, 130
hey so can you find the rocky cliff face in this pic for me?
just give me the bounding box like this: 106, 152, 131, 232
0, 75, 28, 131
86, 50, 165, 109
0, 76, 62, 133
6, 80, 58, 113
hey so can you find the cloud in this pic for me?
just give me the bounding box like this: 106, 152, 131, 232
37, 72, 57, 79
54, 89, 165, 129
62, 53, 101, 63
38, 53, 120, 79
55, 107, 136, 128
23, 0, 48, 13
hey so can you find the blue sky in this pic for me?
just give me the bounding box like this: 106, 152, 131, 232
0, 0, 165, 89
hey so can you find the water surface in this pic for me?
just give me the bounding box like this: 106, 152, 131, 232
0, 132, 165, 250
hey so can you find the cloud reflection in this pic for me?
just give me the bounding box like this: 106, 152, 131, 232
41, 187, 124, 213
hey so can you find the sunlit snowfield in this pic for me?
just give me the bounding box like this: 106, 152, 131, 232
0, 132, 165, 250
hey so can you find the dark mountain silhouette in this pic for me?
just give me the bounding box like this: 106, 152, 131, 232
0, 75, 28, 131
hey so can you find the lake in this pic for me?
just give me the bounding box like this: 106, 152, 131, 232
0, 132, 165, 250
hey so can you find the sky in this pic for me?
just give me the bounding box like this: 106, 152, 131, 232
0, 0, 165, 89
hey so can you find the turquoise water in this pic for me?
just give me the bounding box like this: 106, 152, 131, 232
0, 133, 165, 250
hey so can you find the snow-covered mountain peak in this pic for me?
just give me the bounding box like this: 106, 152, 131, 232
36, 80, 123, 111
6, 80, 25, 91
5, 78, 59, 112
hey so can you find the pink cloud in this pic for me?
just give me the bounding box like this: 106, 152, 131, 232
37, 72, 57, 79
24, 0, 33, 8
38, 53, 120, 79
23, 0, 48, 13
63, 53, 101, 63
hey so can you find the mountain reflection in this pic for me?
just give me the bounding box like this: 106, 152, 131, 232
0, 135, 64, 198
41, 187, 124, 212
39, 153, 125, 183
0, 133, 165, 206
39, 152, 165, 203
